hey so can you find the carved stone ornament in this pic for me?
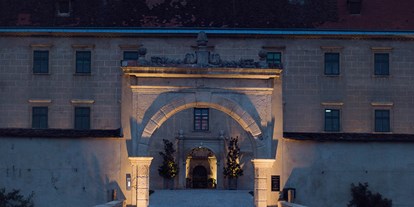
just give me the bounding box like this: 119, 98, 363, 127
123, 31, 280, 69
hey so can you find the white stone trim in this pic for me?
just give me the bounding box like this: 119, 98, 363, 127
30, 44, 53, 48
371, 46, 393, 51
28, 99, 52, 104
70, 99, 95, 104
321, 102, 344, 106
119, 44, 142, 50
371, 102, 393, 107
71, 44, 95, 49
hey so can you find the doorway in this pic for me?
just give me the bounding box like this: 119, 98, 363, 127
186, 147, 217, 189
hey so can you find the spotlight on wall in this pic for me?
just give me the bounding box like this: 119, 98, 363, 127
126, 174, 131, 190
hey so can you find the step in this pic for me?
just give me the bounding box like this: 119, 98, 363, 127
149, 190, 253, 207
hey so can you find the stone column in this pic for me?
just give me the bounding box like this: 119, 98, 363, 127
177, 130, 186, 189
251, 159, 275, 207
129, 157, 153, 207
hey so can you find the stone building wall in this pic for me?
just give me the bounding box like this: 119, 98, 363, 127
1, 34, 414, 207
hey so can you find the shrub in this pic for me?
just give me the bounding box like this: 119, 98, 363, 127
223, 136, 243, 178
0, 188, 34, 207
158, 139, 179, 179
348, 182, 392, 207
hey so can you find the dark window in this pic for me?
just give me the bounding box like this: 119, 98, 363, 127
194, 108, 209, 131
375, 110, 390, 132
324, 53, 340, 75
266, 52, 282, 68
76, 51, 91, 73
75, 107, 90, 130
374, 53, 389, 75
123, 51, 138, 61
33, 51, 49, 73
347, 0, 362, 14
325, 109, 340, 132
57, 0, 71, 14
32, 107, 48, 129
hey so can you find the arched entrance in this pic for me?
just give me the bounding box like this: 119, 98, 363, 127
186, 147, 217, 189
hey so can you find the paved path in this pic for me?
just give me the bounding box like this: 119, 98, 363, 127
149, 189, 253, 207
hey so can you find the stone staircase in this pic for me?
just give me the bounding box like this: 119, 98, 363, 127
149, 189, 253, 207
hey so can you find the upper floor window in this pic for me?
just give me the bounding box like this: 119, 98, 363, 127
32, 107, 48, 129
194, 108, 209, 131
266, 52, 282, 68
374, 53, 389, 75
75, 107, 90, 130
324, 53, 340, 75
123, 51, 139, 61
76, 51, 91, 74
56, 0, 71, 17
324, 109, 340, 132
375, 110, 390, 132
33, 51, 49, 74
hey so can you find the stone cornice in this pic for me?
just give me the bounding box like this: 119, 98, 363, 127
284, 132, 414, 142
130, 85, 274, 94
122, 66, 282, 79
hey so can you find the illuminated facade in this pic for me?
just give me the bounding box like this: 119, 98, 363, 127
2, 1, 414, 207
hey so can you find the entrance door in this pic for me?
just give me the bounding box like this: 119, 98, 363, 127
192, 165, 208, 188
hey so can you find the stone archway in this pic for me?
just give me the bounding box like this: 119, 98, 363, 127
137, 94, 264, 157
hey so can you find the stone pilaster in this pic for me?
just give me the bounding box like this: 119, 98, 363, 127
129, 157, 153, 207
252, 159, 275, 207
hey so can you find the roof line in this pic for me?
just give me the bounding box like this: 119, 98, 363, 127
1, 28, 414, 36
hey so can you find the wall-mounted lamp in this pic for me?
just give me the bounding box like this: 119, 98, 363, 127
126, 174, 131, 191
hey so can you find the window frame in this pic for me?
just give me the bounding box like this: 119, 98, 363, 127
374, 53, 390, 76
194, 108, 209, 131
56, 0, 72, 17
324, 52, 340, 75
74, 107, 91, 130
374, 109, 391, 132
75, 51, 92, 74
32, 50, 50, 74
266, 52, 282, 68
32, 106, 48, 129
123, 51, 139, 61
324, 109, 340, 132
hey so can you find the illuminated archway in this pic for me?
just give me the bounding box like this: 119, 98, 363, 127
138, 94, 263, 156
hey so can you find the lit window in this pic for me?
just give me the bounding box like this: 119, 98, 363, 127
123, 51, 139, 61
33, 51, 49, 73
75, 107, 90, 130
194, 108, 209, 131
266, 52, 282, 68
76, 51, 91, 74
374, 53, 389, 75
32, 107, 48, 129
325, 109, 340, 132
375, 110, 390, 132
324, 53, 339, 75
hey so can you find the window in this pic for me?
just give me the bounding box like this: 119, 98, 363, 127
324, 109, 340, 132
266, 52, 282, 68
33, 51, 49, 73
374, 53, 389, 75
76, 51, 91, 73
57, 0, 71, 17
123, 51, 138, 61
75, 107, 90, 130
375, 110, 390, 132
347, 0, 362, 14
324, 53, 340, 75
194, 108, 209, 131
32, 107, 48, 129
